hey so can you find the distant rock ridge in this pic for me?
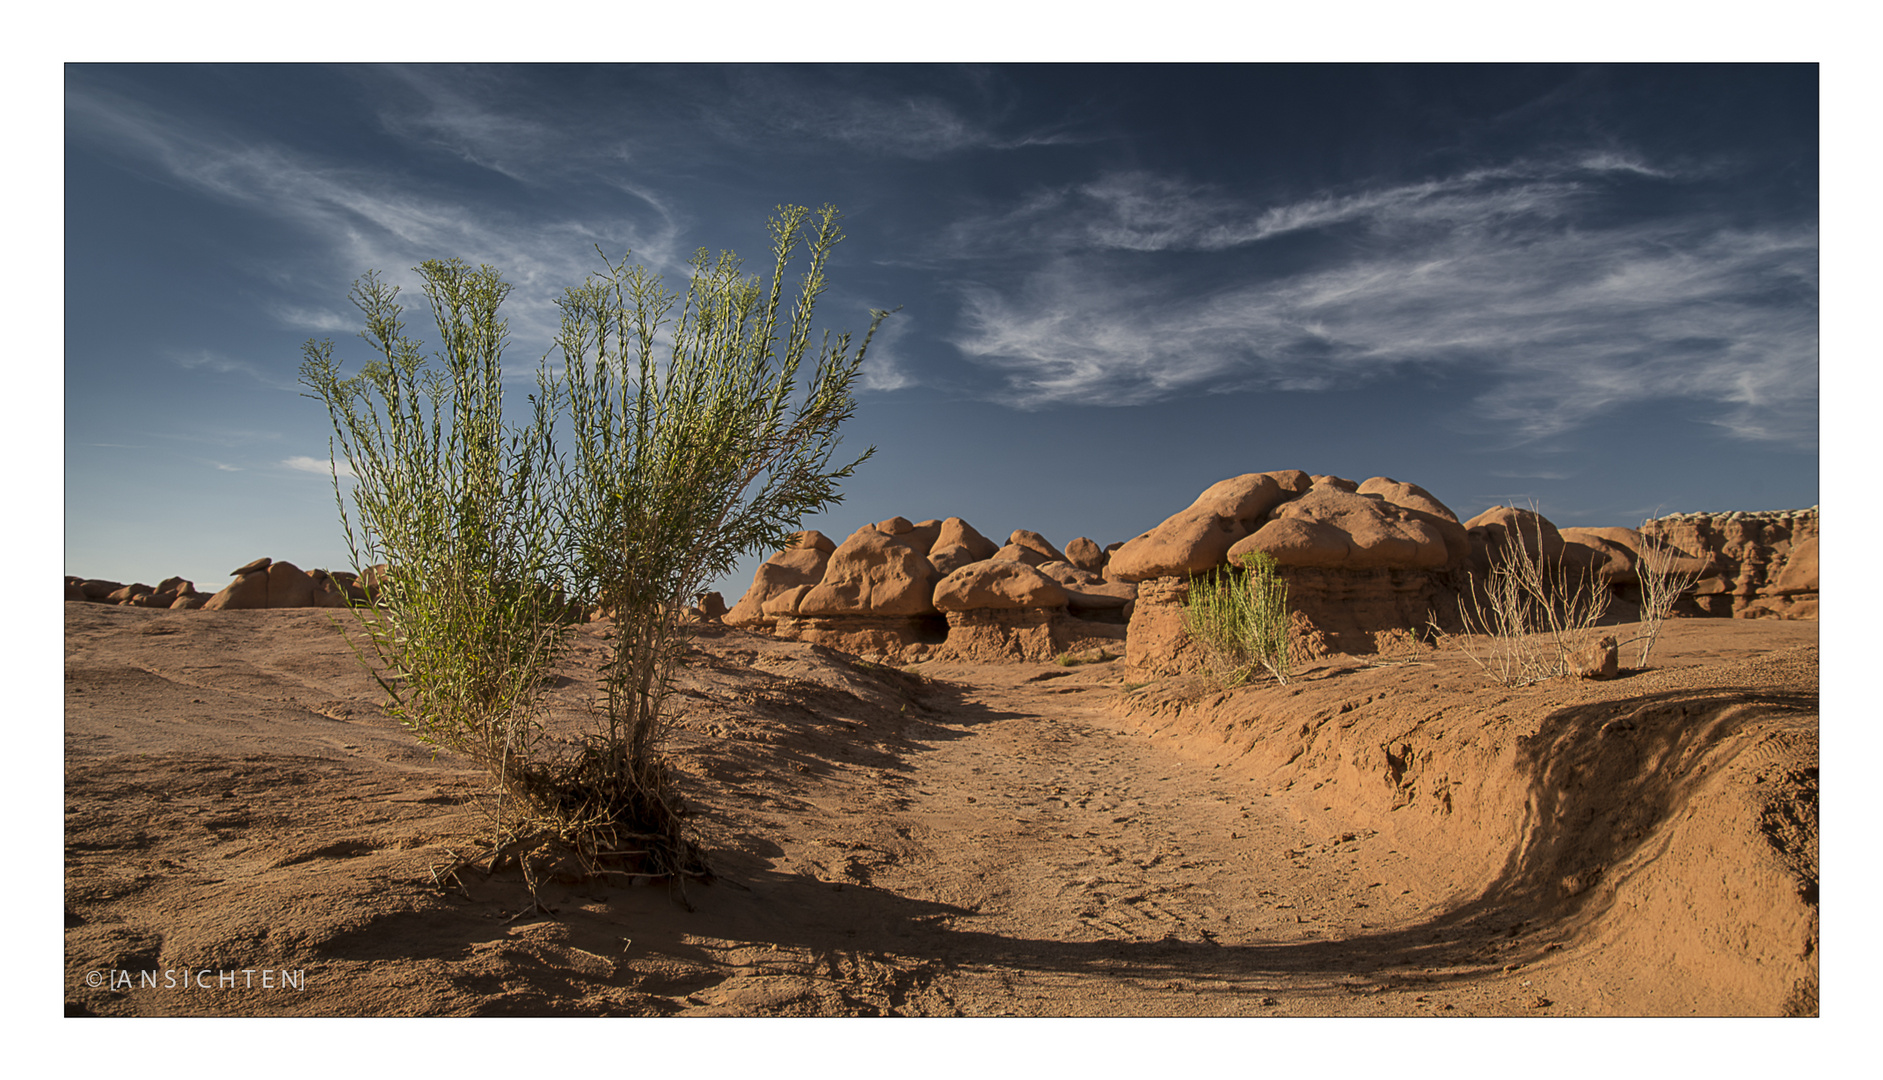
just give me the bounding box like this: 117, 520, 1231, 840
66, 480, 1819, 665
718, 472, 1817, 666
1640, 507, 1818, 620
65, 558, 368, 611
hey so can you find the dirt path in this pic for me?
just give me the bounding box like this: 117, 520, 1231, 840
63, 607, 1816, 1016
785, 661, 1455, 1015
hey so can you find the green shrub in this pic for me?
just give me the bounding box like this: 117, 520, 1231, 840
302, 206, 883, 886
299, 260, 575, 828
548, 204, 883, 878
1184, 550, 1291, 687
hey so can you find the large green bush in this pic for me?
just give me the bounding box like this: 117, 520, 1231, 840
550, 204, 884, 877
299, 260, 574, 827
302, 205, 884, 884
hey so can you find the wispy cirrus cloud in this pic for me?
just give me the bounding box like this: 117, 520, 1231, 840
283, 455, 354, 478
268, 304, 356, 333
947, 156, 1818, 448
707, 68, 1090, 161
166, 348, 298, 391
856, 309, 915, 393
941, 155, 1654, 257
66, 80, 685, 349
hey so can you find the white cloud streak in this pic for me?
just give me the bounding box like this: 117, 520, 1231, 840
166, 348, 298, 391
948, 158, 1818, 447
709, 69, 1087, 160
66, 82, 685, 354
942, 157, 1650, 257
283, 455, 354, 478
856, 309, 914, 392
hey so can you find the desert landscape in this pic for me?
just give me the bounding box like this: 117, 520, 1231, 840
63, 471, 1819, 1017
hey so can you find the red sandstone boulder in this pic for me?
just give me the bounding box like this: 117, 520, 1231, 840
933, 560, 1069, 612
1037, 561, 1103, 587
869, 517, 943, 557
1007, 530, 1067, 566
1356, 477, 1455, 521
266, 561, 316, 608
992, 542, 1049, 568
203, 571, 270, 610
79, 579, 124, 601
798, 527, 938, 617
928, 517, 1000, 577
1231, 487, 1449, 570
232, 557, 273, 576
903, 520, 945, 557
106, 584, 153, 604
1465, 506, 1567, 574
760, 585, 817, 619
727, 545, 834, 626
309, 570, 367, 608
1229, 517, 1354, 567
1560, 527, 1642, 583
1358, 477, 1470, 565
790, 529, 837, 553
1105, 470, 1311, 583
1569, 635, 1619, 680
1064, 537, 1107, 573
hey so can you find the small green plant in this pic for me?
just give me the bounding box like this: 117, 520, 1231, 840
299, 261, 575, 836
1183, 549, 1291, 687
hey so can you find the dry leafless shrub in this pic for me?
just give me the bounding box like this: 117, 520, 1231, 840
1620, 530, 1705, 668
1435, 513, 1613, 687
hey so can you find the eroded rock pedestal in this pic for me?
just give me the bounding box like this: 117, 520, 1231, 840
718, 473, 1818, 670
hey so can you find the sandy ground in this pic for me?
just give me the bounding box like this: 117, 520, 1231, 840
63, 603, 1817, 1017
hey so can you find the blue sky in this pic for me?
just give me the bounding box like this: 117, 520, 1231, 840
64, 63, 1819, 600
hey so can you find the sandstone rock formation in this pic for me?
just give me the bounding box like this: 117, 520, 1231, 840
1006, 530, 1067, 566
798, 527, 938, 618
1640, 508, 1818, 619
1569, 635, 1620, 680
198, 558, 351, 611
932, 560, 1069, 612
1231, 484, 1452, 570
927, 518, 999, 577
1463, 505, 1567, 575
1105, 470, 1310, 583
1111, 472, 1474, 672
1064, 537, 1107, 574
726, 530, 837, 627
203, 570, 272, 611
